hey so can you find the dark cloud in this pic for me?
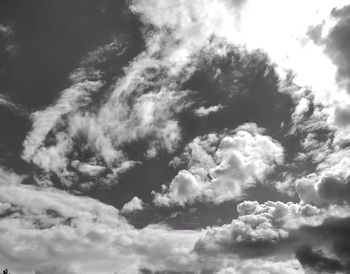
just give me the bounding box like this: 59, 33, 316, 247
191, 214, 350, 274
335, 106, 350, 128
323, 5, 350, 94
295, 217, 350, 273
306, 5, 350, 127
296, 245, 348, 273
307, 23, 324, 45
318, 176, 350, 204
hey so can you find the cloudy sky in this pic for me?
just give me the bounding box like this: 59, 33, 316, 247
1, 0, 350, 273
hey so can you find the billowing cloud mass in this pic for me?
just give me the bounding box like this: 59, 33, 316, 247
194, 200, 348, 255
154, 123, 284, 206
0, 171, 200, 274
2, 0, 350, 273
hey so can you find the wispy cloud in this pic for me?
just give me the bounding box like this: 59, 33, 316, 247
0, 94, 27, 117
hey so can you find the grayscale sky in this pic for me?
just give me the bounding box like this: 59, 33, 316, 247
1, 1, 350, 273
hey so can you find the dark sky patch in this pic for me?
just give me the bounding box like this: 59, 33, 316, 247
182, 45, 294, 142
0, 0, 144, 109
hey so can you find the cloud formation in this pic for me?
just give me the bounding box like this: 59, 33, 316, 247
3, 0, 350, 273
154, 123, 284, 206
0, 168, 200, 274
122, 196, 144, 214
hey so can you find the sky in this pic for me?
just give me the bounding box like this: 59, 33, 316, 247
1, 0, 350, 273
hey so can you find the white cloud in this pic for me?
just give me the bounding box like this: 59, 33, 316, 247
71, 160, 106, 177
194, 105, 223, 117
22, 70, 104, 164
6, 1, 350, 273
0, 168, 328, 274
0, 177, 200, 274
154, 123, 284, 206
131, 0, 350, 110
19, 0, 350, 194
0, 94, 27, 117
195, 200, 348, 256
0, 166, 26, 186
21, 18, 195, 187
121, 196, 144, 214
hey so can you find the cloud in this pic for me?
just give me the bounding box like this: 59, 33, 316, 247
323, 5, 350, 95
122, 196, 144, 213
0, 24, 13, 37
0, 94, 27, 117
194, 105, 223, 117
296, 245, 349, 274
0, 168, 201, 274
154, 123, 284, 206
35, 265, 78, 274
193, 198, 350, 261
296, 173, 350, 207
5, 1, 350, 273
295, 217, 350, 273
194, 201, 319, 256
20, 5, 199, 188
0, 23, 19, 56
0, 167, 334, 274
21, 0, 333, 194
334, 104, 350, 128
0, 166, 26, 185
215, 259, 303, 274
22, 67, 104, 163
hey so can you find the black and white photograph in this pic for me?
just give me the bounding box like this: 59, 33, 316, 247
1, 0, 350, 273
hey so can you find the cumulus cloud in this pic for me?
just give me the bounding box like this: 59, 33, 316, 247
193, 199, 350, 264
296, 173, 350, 207
122, 196, 144, 213
194, 201, 318, 255
0, 167, 334, 274
154, 123, 284, 206
0, 169, 201, 274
